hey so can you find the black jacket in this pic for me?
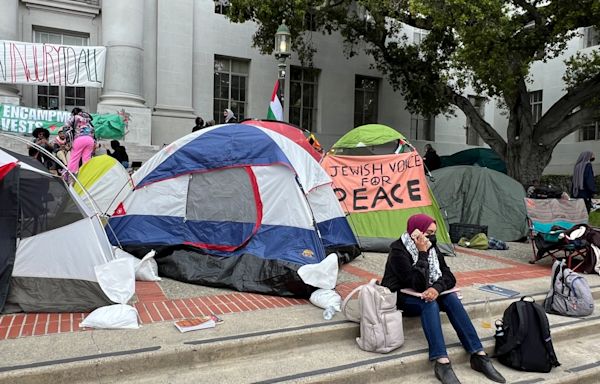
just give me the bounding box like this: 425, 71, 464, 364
381, 238, 456, 308
108, 146, 129, 163
423, 150, 441, 171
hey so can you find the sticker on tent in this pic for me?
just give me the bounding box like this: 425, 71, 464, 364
322, 152, 431, 213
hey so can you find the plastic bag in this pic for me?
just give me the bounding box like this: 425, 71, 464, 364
297, 253, 339, 289
80, 304, 139, 329
114, 248, 161, 281
95, 257, 136, 304
309, 288, 342, 311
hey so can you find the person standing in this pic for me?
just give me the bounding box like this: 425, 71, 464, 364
224, 108, 237, 123
423, 144, 442, 171
381, 214, 506, 384
192, 116, 204, 132
65, 108, 95, 176
572, 150, 596, 213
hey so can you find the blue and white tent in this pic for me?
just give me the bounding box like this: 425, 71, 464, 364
107, 124, 359, 297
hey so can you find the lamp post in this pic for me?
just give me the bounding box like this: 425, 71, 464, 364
274, 21, 291, 119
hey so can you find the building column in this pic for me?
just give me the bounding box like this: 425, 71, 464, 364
151, 0, 196, 146
0, 0, 20, 105
97, 0, 151, 145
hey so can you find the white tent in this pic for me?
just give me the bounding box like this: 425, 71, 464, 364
0, 147, 117, 313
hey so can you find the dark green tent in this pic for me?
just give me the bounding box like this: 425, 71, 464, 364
440, 148, 507, 174
430, 166, 527, 242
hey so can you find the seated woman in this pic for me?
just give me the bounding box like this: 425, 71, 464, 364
381, 214, 505, 384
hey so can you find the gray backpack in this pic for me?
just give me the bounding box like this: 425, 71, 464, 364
544, 260, 594, 317
341, 279, 404, 353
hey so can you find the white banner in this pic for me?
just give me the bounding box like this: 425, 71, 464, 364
0, 40, 106, 88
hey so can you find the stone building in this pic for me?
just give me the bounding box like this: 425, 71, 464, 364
0, 0, 598, 174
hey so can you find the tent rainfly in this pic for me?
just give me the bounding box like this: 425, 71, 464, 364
107, 124, 360, 297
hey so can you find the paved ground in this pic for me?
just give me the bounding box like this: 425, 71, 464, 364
0, 241, 556, 341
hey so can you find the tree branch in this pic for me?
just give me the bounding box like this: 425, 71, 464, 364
542, 107, 599, 146
512, 0, 544, 27
448, 87, 508, 156
535, 72, 600, 143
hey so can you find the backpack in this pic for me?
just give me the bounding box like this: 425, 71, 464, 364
494, 297, 560, 372
544, 260, 594, 317
341, 279, 404, 353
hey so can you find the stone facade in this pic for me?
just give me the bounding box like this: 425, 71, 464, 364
0, 0, 598, 174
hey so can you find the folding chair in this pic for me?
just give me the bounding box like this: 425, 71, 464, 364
524, 198, 589, 271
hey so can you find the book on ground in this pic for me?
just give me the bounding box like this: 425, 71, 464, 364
174, 316, 216, 333
478, 284, 520, 298
400, 287, 461, 298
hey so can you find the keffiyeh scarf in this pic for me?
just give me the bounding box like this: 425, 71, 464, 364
401, 232, 442, 286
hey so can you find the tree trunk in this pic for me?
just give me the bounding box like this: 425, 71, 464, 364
504, 89, 554, 187
506, 142, 553, 187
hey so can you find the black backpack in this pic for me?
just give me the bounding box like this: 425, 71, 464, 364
494, 297, 560, 372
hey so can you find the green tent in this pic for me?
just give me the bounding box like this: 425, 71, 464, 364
430, 166, 528, 242
326, 124, 453, 254
440, 148, 507, 174
332, 124, 413, 155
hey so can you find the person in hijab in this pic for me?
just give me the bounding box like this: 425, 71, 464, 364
572, 151, 596, 212
382, 214, 505, 384
223, 108, 237, 123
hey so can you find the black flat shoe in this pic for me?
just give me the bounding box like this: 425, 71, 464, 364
434, 361, 461, 384
470, 354, 506, 383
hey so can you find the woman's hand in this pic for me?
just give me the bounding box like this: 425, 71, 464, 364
415, 234, 430, 252
422, 287, 439, 302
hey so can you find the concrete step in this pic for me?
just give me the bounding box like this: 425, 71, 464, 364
2, 285, 599, 384
294, 315, 600, 384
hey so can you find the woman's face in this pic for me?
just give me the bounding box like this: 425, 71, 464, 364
425, 223, 437, 236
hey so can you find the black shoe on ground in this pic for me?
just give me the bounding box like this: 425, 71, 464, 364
470, 354, 506, 383
434, 361, 461, 384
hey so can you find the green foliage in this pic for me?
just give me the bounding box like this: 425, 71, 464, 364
540, 174, 600, 198
227, 0, 600, 116
564, 51, 600, 89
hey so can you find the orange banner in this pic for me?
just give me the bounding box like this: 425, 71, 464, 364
321, 153, 431, 213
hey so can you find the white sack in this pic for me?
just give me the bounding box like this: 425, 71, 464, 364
114, 248, 161, 281
298, 253, 339, 290
95, 257, 135, 304
80, 304, 139, 329
309, 288, 342, 311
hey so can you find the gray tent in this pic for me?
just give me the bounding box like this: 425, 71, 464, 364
429, 166, 528, 242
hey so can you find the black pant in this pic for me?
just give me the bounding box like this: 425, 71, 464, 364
583, 198, 592, 213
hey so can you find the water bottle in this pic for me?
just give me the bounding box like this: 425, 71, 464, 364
323, 306, 336, 320
481, 297, 492, 329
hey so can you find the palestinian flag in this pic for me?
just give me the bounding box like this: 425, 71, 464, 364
267, 80, 283, 121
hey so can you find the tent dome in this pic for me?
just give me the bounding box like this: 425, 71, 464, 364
430, 166, 527, 241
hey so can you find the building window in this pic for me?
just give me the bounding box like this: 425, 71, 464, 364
466, 95, 486, 145
584, 27, 599, 48
413, 29, 428, 45
580, 121, 600, 141
289, 66, 318, 131
529, 90, 543, 124
33, 30, 89, 111
213, 56, 249, 124
410, 114, 433, 141
354, 76, 379, 127
214, 0, 230, 14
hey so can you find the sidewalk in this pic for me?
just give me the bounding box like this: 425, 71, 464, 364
0, 241, 553, 341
